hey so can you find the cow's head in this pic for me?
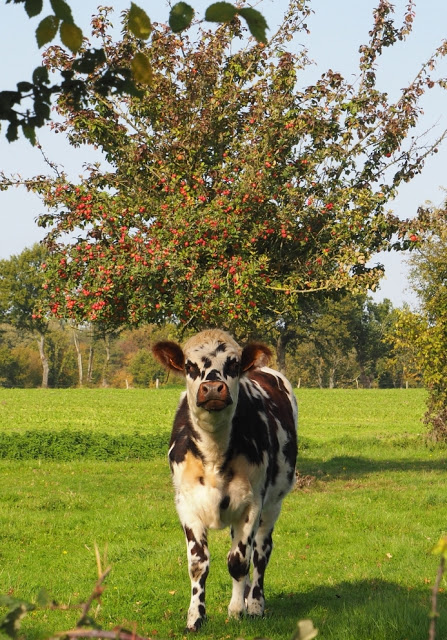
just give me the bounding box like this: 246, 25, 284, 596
153, 329, 271, 425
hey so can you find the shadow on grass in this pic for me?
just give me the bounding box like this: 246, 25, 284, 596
298, 455, 447, 482
267, 578, 447, 640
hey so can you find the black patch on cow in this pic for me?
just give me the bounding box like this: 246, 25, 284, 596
185, 360, 200, 380
169, 397, 204, 465
216, 342, 227, 353
223, 356, 240, 378
199, 568, 209, 587
220, 495, 230, 510
251, 585, 262, 601
228, 552, 249, 580
205, 369, 221, 381
199, 476, 205, 485
221, 382, 269, 470
201, 356, 212, 369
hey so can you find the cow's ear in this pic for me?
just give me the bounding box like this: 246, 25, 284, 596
152, 341, 185, 374
241, 343, 272, 372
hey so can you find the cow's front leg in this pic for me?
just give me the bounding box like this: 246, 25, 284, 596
183, 524, 210, 631
227, 506, 260, 619
246, 503, 281, 617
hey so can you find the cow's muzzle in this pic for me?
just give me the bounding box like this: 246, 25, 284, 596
197, 380, 232, 412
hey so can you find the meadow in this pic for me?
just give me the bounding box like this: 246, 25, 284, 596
0, 387, 446, 640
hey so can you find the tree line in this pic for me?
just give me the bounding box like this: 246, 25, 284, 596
0, 243, 420, 390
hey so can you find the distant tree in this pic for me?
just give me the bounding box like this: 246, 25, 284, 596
112, 323, 179, 386
11, 0, 445, 336
0, 243, 51, 387
405, 206, 447, 438
350, 297, 395, 387
383, 304, 423, 388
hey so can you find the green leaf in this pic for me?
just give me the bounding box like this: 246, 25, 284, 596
36, 15, 59, 48
292, 619, 319, 640
128, 3, 152, 39
6, 123, 18, 143
237, 7, 268, 43
32, 66, 49, 85
50, 0, 73, 24
22, 123, 37, 146
73, 48, 107, 74
17, 81, 34, 93
169, 2, 194, 32
130, 52, 153, 84
204, 2, 238, 22
432, 536, 447, 559
25, 0, 43, 18
0, 599, 34, 639
36, 588, 50, 607
60, 21, 83, 52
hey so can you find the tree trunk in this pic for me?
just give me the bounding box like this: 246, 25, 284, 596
87, 343, 94, 385
276, 331, 291, 375
73, 328, 83, 387
317, 357, 324, 388
328, 367, 335, 389
37, 332, 49, 388
101, 335, 111, 387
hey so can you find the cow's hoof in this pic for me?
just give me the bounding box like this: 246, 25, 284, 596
185, 616, 206, 632
247, 599, 265, 617
227, 606, 244, 620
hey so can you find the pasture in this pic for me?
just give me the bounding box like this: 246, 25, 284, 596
0, 387, 446, 640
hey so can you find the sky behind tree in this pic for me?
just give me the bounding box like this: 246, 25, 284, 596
0, 0, 446, 308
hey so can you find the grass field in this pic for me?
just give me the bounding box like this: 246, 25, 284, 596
0, 387, 446, 640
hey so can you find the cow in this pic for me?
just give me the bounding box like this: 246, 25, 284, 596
152, 329, 297, 631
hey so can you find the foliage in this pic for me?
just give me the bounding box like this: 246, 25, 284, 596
1, 0, 267, 143
0, 243, 49, 333
400, 207, 447, 438
0, 428, 167, 460
384, 305, 424, 389
15, 0, 446, 333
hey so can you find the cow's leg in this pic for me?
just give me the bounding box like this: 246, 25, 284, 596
183, 524, 210, 631
227, 505, 260, 619
246, 503, 281, 617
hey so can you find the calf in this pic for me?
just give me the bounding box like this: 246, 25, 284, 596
153, 329, 297, 631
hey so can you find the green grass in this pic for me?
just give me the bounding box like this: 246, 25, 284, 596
0, 388, 446, 640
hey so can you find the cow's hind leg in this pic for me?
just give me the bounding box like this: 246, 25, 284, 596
246, 503, 281, 617
184, 524, 210, 631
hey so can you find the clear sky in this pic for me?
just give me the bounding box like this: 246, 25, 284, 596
1, 0, 446, 308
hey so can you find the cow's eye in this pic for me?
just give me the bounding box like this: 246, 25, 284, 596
185, 361, 200, 379
224, 358, 240, 378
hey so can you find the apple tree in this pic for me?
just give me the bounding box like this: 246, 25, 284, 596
15, 0, 447, 336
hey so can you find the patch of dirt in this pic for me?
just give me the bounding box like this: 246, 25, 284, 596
294, 471, 317, 490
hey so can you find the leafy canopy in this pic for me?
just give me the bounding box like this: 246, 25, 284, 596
9, 0, 447, 334
1, 0, 267, 143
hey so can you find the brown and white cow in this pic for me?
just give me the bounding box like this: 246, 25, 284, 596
153, 329, 297, 631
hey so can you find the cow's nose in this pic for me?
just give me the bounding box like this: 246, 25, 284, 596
197, 380, 232, 410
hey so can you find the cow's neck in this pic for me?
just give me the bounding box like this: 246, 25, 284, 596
192, 410, 234, 466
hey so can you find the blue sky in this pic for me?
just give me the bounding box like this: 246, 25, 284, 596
1, 0, 446, 308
